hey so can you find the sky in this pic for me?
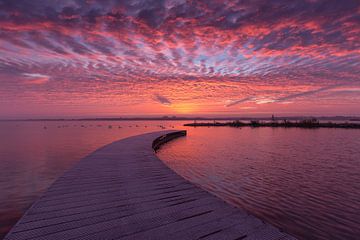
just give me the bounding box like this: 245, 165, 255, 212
0, 0, 359, 118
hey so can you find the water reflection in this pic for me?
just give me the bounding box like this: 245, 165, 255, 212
157, 127, 360, 240
1, 122, 359, 239
0, 120, 185, 238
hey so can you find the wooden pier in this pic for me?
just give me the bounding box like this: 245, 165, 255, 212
5, 130, 296, 240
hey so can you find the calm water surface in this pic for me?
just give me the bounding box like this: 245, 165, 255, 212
0, 120, 184, 238
157, 127, 360, 240
0, 122, 359, 239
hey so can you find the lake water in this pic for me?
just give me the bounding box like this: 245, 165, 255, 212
0, 121, 359, 239
157, 127, 360, 240
0, 120, 183, 239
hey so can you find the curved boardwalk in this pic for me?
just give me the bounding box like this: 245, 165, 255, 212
5, 130, 296, 240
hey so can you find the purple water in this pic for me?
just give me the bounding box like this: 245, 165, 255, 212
0, 120, 184, 238
0, 122, 359, 239
157, 127, 360, 240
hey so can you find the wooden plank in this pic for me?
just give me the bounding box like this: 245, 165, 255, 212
5, 130, 296, 240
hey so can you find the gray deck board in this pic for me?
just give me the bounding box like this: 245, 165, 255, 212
5, 130, 296, 240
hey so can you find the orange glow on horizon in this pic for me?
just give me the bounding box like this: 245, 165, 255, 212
170, 103, 198, 114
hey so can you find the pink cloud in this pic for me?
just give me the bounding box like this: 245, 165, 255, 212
23, 73, 50, 85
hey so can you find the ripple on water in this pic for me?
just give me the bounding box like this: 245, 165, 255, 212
157, 127, 360, 240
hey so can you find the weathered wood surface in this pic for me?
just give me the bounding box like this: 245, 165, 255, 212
5, 130, 296, 240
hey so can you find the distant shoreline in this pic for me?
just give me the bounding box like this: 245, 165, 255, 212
1, 116, 359, 122
185, 119, 360, 129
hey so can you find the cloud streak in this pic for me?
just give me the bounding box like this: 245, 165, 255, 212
275, 85, 342, 102
23, 73, 50, 85
226, 85, 344, 107
154, 94, 172, 106
225, 97, 254, 107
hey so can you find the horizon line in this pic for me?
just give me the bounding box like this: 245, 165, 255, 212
1, 115, 360, 122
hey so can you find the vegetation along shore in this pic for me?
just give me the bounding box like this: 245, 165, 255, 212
184, 118, 360, 129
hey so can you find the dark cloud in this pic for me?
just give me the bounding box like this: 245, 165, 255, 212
227, 85, 344, 107
154, 94, 172, 105
275, 85, 342, 102
226, 97, 254, 107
